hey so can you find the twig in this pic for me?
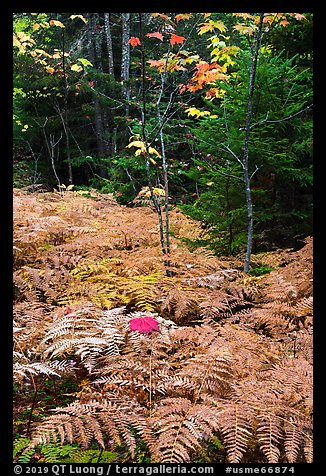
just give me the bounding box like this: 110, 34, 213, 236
249, 164, 263, 181
249, 103, 313, 130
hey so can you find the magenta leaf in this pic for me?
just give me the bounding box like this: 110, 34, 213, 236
129, 316, 161, 335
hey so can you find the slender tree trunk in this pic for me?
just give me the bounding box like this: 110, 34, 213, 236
121, 13, 131, 116
87, 13, 106, 161
104, 13, 114, 76
243, 13, 264, 273
49, 133, 63, 189
104, 13, 117, 157
92, 13, 103, 73
225, 174, 233, 255
93, 100, 105, 157
159, 121, 171, 270
139, 13, 168, 268
156, 51, 172, 273
61, 29, 73, 184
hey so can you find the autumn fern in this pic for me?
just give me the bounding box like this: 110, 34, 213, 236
151, 397, 220, 463
25, 392, 158, 460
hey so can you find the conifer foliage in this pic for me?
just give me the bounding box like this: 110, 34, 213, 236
13, 190, 313, 463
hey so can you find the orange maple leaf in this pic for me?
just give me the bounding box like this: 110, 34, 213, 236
175, 13, 193, 23
152, 13, 170, 20
170, 34, 186, 46
205, 88, 220, 99
128, 37, 141, 48
294, 13, 307, 21
146, 31, 164, 41
147, 59, 165, 71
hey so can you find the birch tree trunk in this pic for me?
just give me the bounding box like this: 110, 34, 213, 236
92, 13, 103, 73
87, 13, 106, 159
121, 13, 131, 116
104, 13, 114, 76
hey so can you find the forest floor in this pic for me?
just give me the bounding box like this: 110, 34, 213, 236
13, 188, 313, 316
13, 188, 313, 463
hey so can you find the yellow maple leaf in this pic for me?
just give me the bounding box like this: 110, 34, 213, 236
126, 140, 146, 150
49, 19, 65, 28
70, 14, 88, 23
185, 106, 202, 118
71, 64, 83, 72
126, 141, 161, 159
148, 147, 161, 158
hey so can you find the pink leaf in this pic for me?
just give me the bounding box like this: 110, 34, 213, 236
129, 316, 161, 335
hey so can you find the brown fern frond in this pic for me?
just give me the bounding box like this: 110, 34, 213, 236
263, 274, 298, 302
303, 430, 313, 463
13, 360, 75, 383
27, 392, 156, 460
198, 290, 243, 322
183, 269, 241, 289
151, 397, 219, 462
256, 412, 283, 463
13, 301, 53, 347
263, 296, 313, 325
217, 402, 254, 463
284, 417, 305, 463
235, 307, 292, 337
159, 285, 199, 323
176, 345, 234, 397
27, 411, 104, 450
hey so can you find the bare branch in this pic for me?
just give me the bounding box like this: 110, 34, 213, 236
198, 136, 245, 170
250, 103, 313, 130
189, 142, 243, 182
219, 144, 245, 169
249, 111, 269, 130
249, 164, 263, 181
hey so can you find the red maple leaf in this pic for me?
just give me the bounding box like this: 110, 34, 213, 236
129, 316, 161, 335
146, 31, 164, 41
128, 37, 141, 48
170, 34, 186, 46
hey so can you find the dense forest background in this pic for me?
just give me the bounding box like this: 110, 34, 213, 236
13, 12, 313, 258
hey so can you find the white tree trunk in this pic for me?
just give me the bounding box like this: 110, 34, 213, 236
121, 13, 131, 116
104, 13, 114, 76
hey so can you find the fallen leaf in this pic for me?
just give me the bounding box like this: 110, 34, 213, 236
129, 316, 161, 335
